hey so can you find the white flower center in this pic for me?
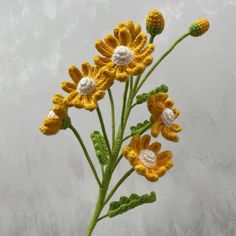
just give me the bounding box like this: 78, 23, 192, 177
112, 46, 134, 66
48, 110, 59, 118
161, 108, 175, 127
78, 77, 96, 96
138, 149, 157, 168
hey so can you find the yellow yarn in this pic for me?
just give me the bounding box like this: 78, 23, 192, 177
61, 63, 113, 111
146, 9, 165, 36
122, 135, 173, 182
147, 93, 182, 142
40, 93, 68, 135
94, 20, 154, 82
189, 18, 210, 37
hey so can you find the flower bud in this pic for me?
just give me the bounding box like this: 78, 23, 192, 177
146, 9, 165, 36
189, 18, 210, 37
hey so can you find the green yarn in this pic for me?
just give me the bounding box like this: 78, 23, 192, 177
136, 84, 168, 104
130, 120, 152, 136
189, 24, 201, 37
107, 192, 156, 218
90, 131, 108, 166
61, 116, 71, 130
146, 26, 163, 36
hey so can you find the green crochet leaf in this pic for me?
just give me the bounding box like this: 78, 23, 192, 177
136, 84, 168, 104
90, 131, 108, 165
107, 192, 156, 218
130, 120, 152, 136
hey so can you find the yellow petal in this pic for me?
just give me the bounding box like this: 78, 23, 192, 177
116, 67, 129, 82
83, 97, 97, 111
39, 126, 59, 135
104, 34, 119, 48
145, 172, 159, 182
125, 20, 135, 40
140, 135, 151, 149
156, 166, 167, 177
95, 40, 113, 57
92, 90, 105, 101
156, 150, 173, 166
170, 123, 182, 133
173, 108, 180, 119
81, 62, 93, 77
61, 81, 77, 93
161, 126, 179, 142
165, 98, 174, 109
155, 92, 168, 103
149, 142, 161, 155
52, 93, 64, 105
64, 92, 77, 107
151, 121, 162, 138
130, 135, 140, 150
135, 164, 147, 175
132, 33, 147, 52
94, 55, 111, 67
118, 27, 132, 46
68, 65, 82, 84
134, 24, 141, 38
136, 44, 155, 60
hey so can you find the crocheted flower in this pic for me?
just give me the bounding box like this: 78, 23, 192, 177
147, 93, 182, 142
40, 93, 69, 135
94, 20, 154, 82
122, 135, 173, 182
61, 62, 113, 111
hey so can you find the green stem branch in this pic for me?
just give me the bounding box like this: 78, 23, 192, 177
135, 32, 190, 96
69, 124, 101, 187
104, 168, 135, 206
96, 105, 112, 157
108, 88, 115, 149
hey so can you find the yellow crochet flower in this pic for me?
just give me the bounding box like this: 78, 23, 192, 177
147, 93, 182, 142
122, 135, 173, 182
61, 62, 113, 111
94, 20, 155, 82
40, 93, 69, 135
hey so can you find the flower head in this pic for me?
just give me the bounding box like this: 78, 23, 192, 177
61, 62, 113, 111
189, 18, 210, 37
122, 135, 173, 182
146, 9, 165, 36
147, 93, 182, 142
94, 20, 154, 82
40, 93, 69, 135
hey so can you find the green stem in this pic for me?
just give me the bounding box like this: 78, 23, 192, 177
135, 32, 190, 96
86, 77, 136, 235
97, 214, 109, 222
104, 168, 135, 206
121, 80, 129, 127
85, 171, 111, 236
112, 153, 124, 173
69, 124, 101, 187
149, 34, 155, 43
96, 105, 112, 157
108, 88, 115, 149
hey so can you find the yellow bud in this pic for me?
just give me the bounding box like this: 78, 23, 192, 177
189, 18, 210, 37
146, 9, 165, 36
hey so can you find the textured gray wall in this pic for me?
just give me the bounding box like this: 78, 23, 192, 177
0, 0, 235, 235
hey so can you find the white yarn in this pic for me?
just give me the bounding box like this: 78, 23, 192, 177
112, 46, 134, 66
138, 149, 157, 168
161, 108, 175, 127
78, 77, 96, 96
48, 110, 58, 118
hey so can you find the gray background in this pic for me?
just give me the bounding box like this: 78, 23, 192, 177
0, 0, 235, 235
